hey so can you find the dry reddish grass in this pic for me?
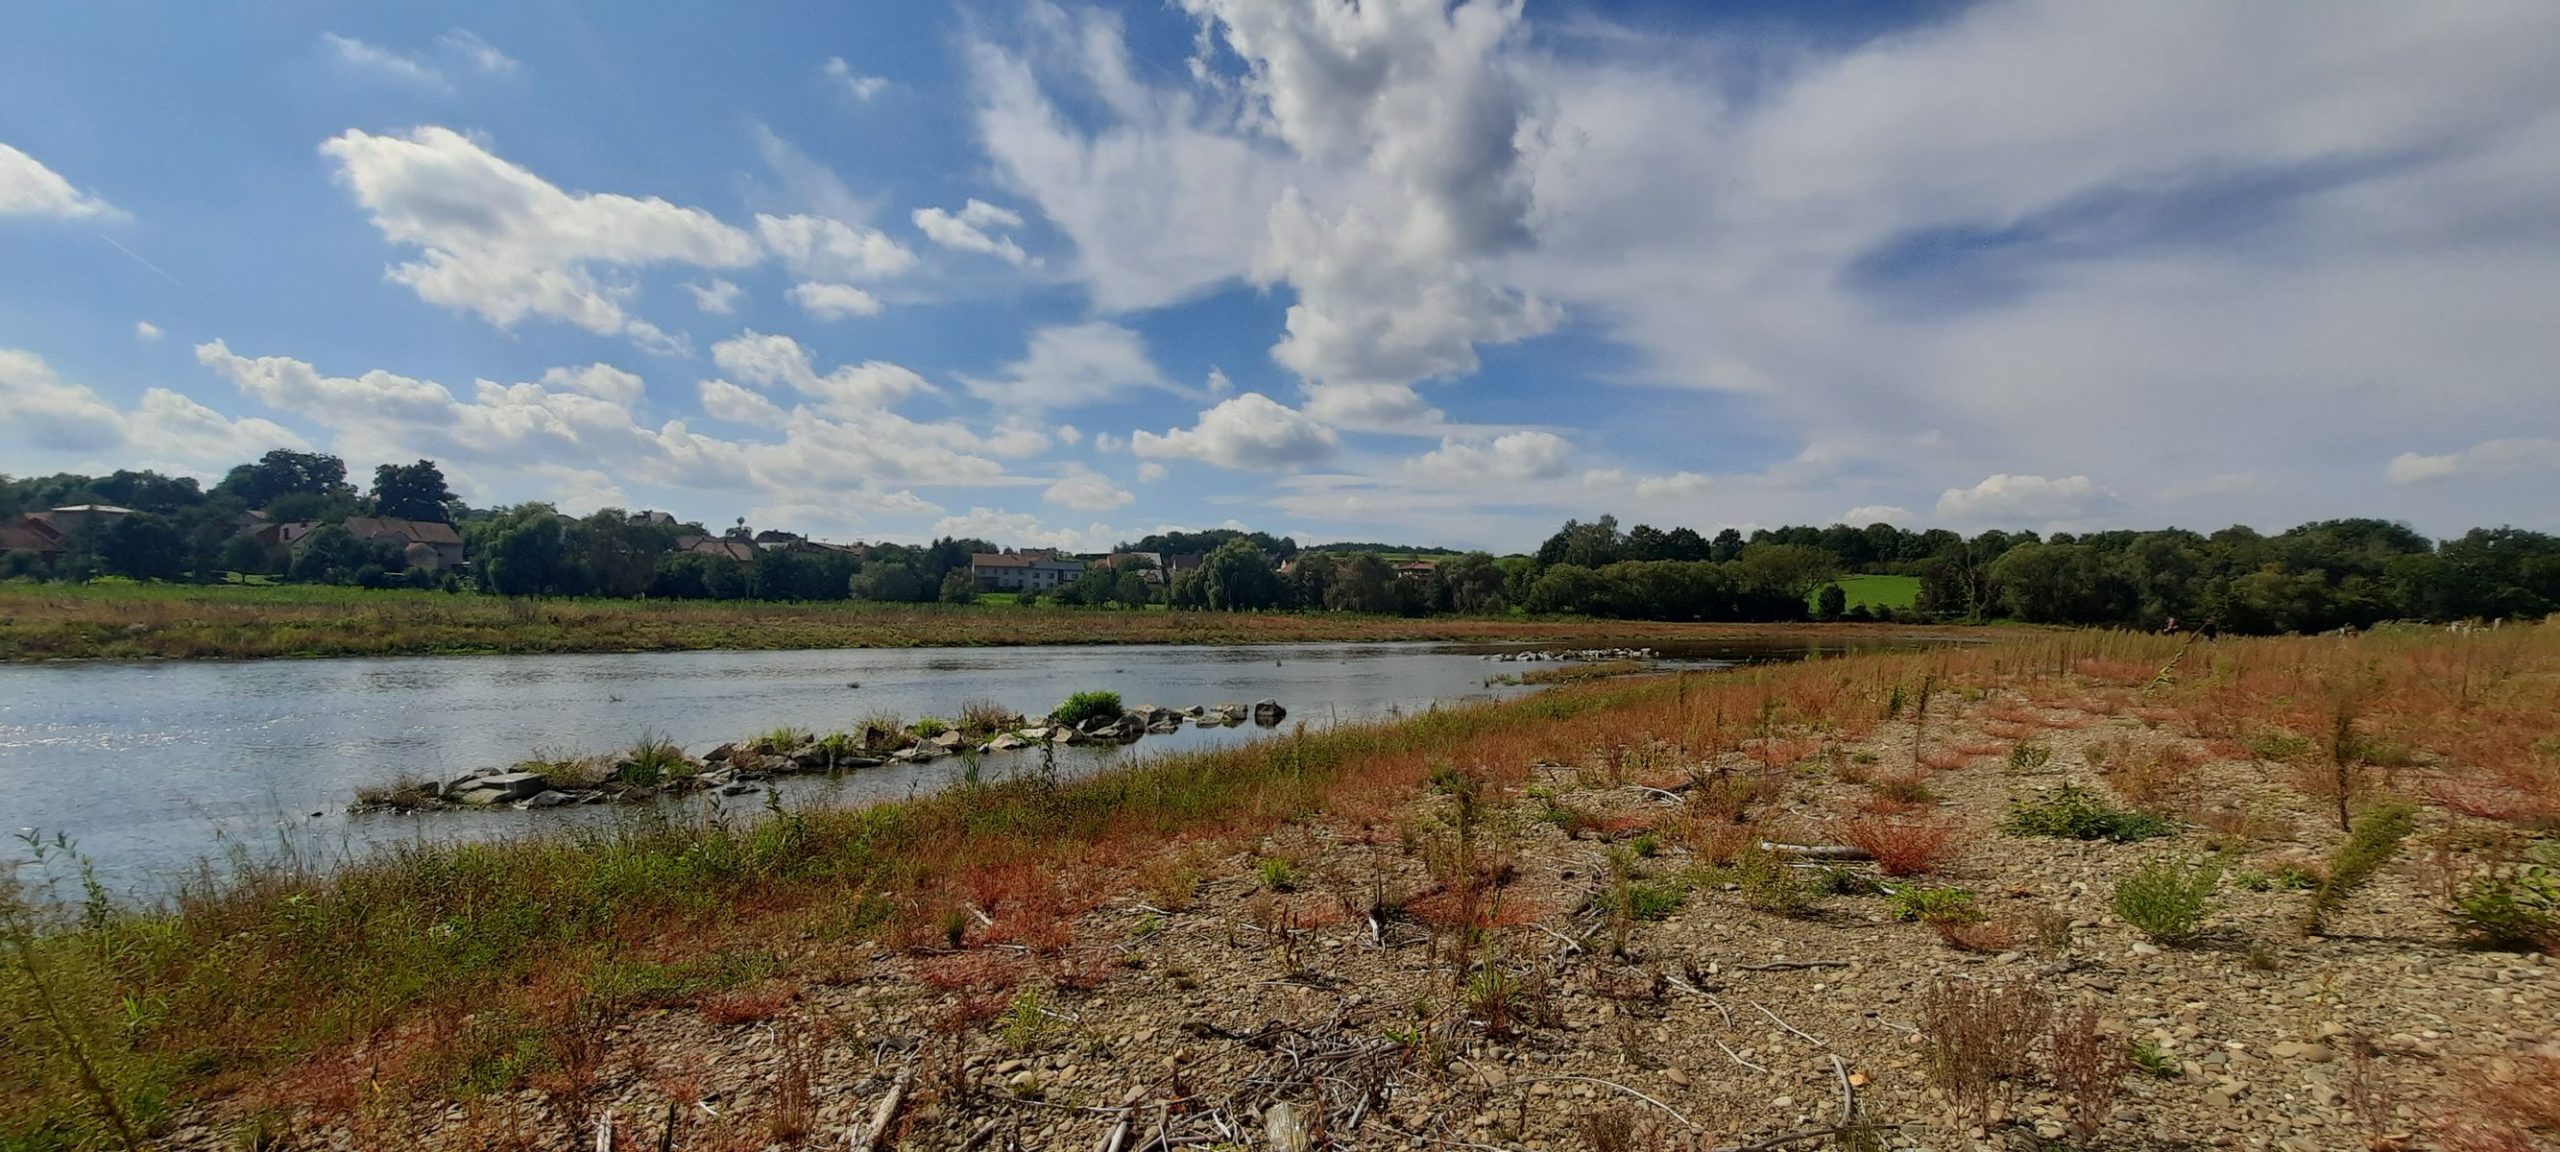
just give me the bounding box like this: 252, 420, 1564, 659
1840, 815, 1961, 876
696, 982, 799, 1027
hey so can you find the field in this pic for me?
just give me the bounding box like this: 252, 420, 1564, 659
0, 581, 1950, 661
1808, 572, 1922, 613
6, 623, 2557, 1151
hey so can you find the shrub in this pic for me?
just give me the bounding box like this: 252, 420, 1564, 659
2451, 863, 2558, 952
2305, 801, 2416, 935
2005, 784, 2173, 842
1614, 879, 1686, 922
1049, 690, 1123, 728
910, 717, 951, 739
1256, 858, 1299, 893
2007, 741, 2054, 770
958, 698, 1021, 736
1920, 977, 2051, 1127
2050, 1001, 2131, 1141
1886, 885, 1981, 925
1841, 816, 1959, 876
618, 735, 689, 788
2113, 860, 2220, 944
1730, 846, 1812, 915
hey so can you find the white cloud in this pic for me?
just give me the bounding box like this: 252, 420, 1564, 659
1137, 461, 1167, 482
967, 10, 1292, 310
982, 416, 1054, 458
960, 322, 1171, 411
1043, 463, 1134, 511
913, 199, 1035, 266
1408, 431, 1572, 484
437, 29, 517, 73
1131, 392, 1338, 470
539, 363, 646, 406
133, 321, 162, 343
787, 281, 884, 320
1, 347, 305, 472
1205, 367, 1234, 395
697, 378, 787, 427
756, 213, 917, 281
1936, 474, 2113, 526
0, 143, 119, 219
1840, 505, 1915, 526
709, 330, 927, 418
931, 507, 1120, 552
2386, 438, 2560, 485
322, 33, 445, 87
825, 57, 889, 100
321, 127, 760, 347
193, 339, 1019, 519
687, 278, 742, 314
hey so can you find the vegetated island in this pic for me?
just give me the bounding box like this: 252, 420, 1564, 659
0, 581, 1965, 661
6, 623, 2555, 1150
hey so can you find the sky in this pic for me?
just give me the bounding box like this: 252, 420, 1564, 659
2, 1, 2556, 553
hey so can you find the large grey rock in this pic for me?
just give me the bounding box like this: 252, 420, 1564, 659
1252, 699, 1286, 725
455, 771, 547, 802
519, 790, 576, 809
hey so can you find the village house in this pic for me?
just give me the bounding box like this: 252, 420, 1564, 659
1394, 559, 1439, 580
340, 516, 467, 570
0, 515, 65, 560
673, 535, 759, 563
970, 551, 1085, 592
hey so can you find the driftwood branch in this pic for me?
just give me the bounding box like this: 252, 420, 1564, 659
1714, 1038, 1768, 1074
1751, 1000, 1828, 1048
1734, 960, 1849, 972
1503, 1074, 1698, 1131
1829, 1054, 1854, 1125
851, 1067, 911, 1151
1757, 841, 1873, 861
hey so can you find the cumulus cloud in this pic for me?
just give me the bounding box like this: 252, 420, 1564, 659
960, 322, 1171, 412
322, 127, 760, 347
1407, 430, 1572, 484
756, 213, 917, 281
2386, 438, 2560, 485
1043, 463, 1134, 511
1936, 474, 2114, 526
193, 339, 1018, 522
967, 9, 1291, 310
539, 363, 646, 406
787, 281, 883, 320
1840, 505, 1915, 526
825, 57, 888, 100
1131, 392, 1338, 470
709, 330, 926, 418
1137, 461, 1167, 482
687, 278, 742, 314
913, 199, 1035, 266
931, 507, 1120, 552
133, 321, 162, 343
0, 143, 119, 219
697, 377, 786, 427
1, 346, 305, 472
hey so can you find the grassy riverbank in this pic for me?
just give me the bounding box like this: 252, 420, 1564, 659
0, 581, 1955, 661
7, 624, 2555, 1149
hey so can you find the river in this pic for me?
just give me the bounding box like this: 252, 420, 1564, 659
0, 638, 1899, 897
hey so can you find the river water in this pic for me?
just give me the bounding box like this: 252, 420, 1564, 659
0, 638, 1896, 897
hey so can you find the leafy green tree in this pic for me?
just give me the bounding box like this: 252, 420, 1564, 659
369, 459, 455, 522
853, 562, 925, 602
1816, 583, 1848, 620
939, 569, 979, 603
97, 514, 186, 580
1196, 538, 1280, 610
213, 450, 351, 508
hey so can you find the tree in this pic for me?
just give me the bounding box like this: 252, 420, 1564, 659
214, 450, 351, 508
480, 511, 578, 596
98, 514, 185, 581
1734, 542, 1840, 601
939, 569, 979, 604
1197, 538, 1280, 611
370, 460, 455, 522
853, 563, 925, 603
1816, 583, 1848, 620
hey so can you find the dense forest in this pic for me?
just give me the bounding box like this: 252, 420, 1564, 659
6, 450, 2555, 634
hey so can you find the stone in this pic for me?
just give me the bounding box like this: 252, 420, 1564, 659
456, 771, 547, 802
1252, 699, 1287, 725
1265, 1102, 1312, 1152
519, 790, 575, 809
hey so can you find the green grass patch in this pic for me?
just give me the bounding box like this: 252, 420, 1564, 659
1807, 574, 1920, 614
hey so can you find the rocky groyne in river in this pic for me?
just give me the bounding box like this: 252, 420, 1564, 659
357, 699, 1287, 813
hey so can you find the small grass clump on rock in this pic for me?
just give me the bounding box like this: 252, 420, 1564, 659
2004, 783, 2173, 842
2113, 860, 2220, 944
1048, 690, 1122, 728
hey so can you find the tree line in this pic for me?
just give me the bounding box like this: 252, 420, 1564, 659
7, 451, 2554, 634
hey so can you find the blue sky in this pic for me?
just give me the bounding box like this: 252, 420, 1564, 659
4, 1, 2556, 551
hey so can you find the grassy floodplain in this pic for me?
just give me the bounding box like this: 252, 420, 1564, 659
4, 622, 2555, 1147
0, 580, 1955, 661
